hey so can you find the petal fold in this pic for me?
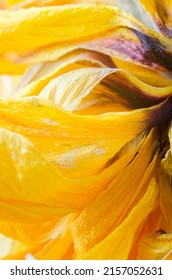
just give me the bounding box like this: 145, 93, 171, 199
71, 130, 159, 258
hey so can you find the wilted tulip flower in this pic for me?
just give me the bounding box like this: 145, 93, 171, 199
0, 0, 172, 260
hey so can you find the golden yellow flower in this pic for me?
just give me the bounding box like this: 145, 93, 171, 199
0, 0, 172, 260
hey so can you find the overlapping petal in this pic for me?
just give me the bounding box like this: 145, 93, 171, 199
83, 177, 159, 260
71, 130, 159, 258
0, 123, 146, 222
1, 3, 172, 75
0, 5, 142, 53
39, 67, 172, 111
0, 0, 172, 261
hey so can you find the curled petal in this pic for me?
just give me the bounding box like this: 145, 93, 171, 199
16, 50, 114, 98
113, 59, 172, 87
39, 67, 172, 111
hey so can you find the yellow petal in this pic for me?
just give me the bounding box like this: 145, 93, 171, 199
6, 0, 115, 10
82, 177, 159, 260
137, 232, 172, 260
0, 126, 144, 224
17, 57, 172, 113
0, 97, 156, 177
3, 4, 172, 73
0, 128, 78, 222
128, 205, 163, 260
35, 214, 75, 260
159, 150, 172, 232
16, 50, 114, 98
139, 0, 172, 38
113, 58, 172, 87
0, 219, 64, 244
39, 67, 115, 111
35, 229, 73, 260
17, 20, 172, 72
1, 97, 172, 177
0, 56, 26, 75
39, 67, 172, 112
0, 4, 142, 53
71, 130, 159, 258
